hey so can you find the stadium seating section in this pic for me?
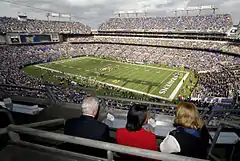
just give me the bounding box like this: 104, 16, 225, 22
0, 11, 240, 161
0, 41, 240, 102
0, 17, 91, 34
99, 14, 233, 32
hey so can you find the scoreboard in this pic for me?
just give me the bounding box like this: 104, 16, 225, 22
6, 33, 59, 44
20, 35, 37, 43
20, 35, 51, 43
36, 35, 52, 42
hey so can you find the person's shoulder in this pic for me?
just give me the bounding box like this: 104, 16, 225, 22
201, 125, 209, 133
116, 128, 126, 133
169, 127, 183, 137
141, 128, 156, 138
91, 118, 109, 130
65, 117, 80, 125
94, 118, 107, 126
116, 128, 129, 139
64, 117, 81, 134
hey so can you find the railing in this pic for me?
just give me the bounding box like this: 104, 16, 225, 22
6, 123, 209, 161
0, 109, 15, 124
206, 109, 240, 124
207, 121, 240, 161
98, 96, 177, 107
0, 118, 64, 135
46, 87, 59, 103
0, 109, 15, 135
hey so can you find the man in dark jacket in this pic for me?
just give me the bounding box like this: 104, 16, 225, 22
63, 97, 110, 157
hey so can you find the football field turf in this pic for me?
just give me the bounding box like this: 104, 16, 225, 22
32, 57, 189, 101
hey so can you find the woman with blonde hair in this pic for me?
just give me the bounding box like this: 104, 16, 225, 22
160, 102, 209, 159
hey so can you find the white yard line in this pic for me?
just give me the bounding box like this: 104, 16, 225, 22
37, 57, 189, 101
43, 58, 74, 65
49, 56, 186, 73
169, 72, 189, 100
141, 72, 161, 92
87, 57, 186, 73
160, 71, 175, 84
148, 71, 174, 94
35, 65, 172, 101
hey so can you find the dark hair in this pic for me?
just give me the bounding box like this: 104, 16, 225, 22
126, 104, 147, 132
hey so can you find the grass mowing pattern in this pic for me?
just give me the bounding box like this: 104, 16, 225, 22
27, 57, 190, 100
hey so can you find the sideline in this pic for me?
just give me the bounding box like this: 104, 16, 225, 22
36, 57, 189, 101
169, 72, 189, 100
35, 65, 174, 101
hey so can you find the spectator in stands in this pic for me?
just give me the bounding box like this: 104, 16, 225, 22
65, 96, 109, 141
160, 102, 209, 159
98, 14, 232, 32
1, 42, 240, 101
63, 97, 110, 157
0, 17, 91, 34
116, 104, 157, 160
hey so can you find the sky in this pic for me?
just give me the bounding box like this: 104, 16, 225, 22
0, 0, 239, 29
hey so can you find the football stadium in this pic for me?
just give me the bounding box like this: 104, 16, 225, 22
26, 56, 192, 101
0, 1, 240, 161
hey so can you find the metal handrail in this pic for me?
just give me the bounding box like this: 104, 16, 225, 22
206, 109, 240, 124
0, 109, 15, 124
219, 121, 240, 129
207, 121, 240, 161
7, 124, 208, 161
0, 128, 7, 135
98, 96, 177, 107
0, 119, 65, 135
23, 119, 65, 128
0, 109, 15, 135
46, 87, 58, 103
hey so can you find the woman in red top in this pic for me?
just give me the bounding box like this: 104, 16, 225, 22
116, 104, 158, 159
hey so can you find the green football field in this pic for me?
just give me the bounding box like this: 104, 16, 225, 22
30, 57, 190, 101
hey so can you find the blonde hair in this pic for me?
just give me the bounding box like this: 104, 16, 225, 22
174, 102, 204, 129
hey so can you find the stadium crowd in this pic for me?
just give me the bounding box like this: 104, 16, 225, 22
0, 41, 240, 103
0, 14, 239, 161
99, 14, 232, 32
69, 36, 240, 54
192, 64, 240, 98
192, 71, 234, 98
76, 43, 240, 72
0, 44, 88, 103
0, 17, 91, 34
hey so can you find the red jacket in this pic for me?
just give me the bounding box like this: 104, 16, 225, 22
116, 128, 158, 151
